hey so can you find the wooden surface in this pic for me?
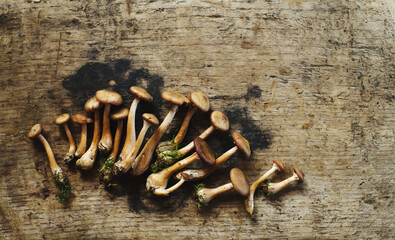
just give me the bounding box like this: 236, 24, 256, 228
1, 0, 394, 239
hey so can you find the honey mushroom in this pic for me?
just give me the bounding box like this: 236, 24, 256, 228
147, 137, 216, 196
55, 113, 76, 164
117, 86, 153, 163
131, 91, 190, 176
263, 167, 304, 195
95, 90, 123, 153
72, 113, 93, 158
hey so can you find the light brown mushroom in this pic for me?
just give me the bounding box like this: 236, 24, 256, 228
55, 113, 76, 164
117, 86, 153, 162
263, 167, 304, 195
95, 90, 123, 153
131, 91, 190, 176
72, 113, 93, 158
76, 97, 103, 170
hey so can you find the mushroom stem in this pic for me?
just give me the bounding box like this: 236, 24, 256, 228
154, 178, 186, 196
266, 171, 301, 195
108, 120, 123, 161
118, 98, 139, 161
75, 123, 87, 158
177, 125, 215, 156
197, 183, 234, 205
173, 106, 196, 144
98, 103, 112, 153
37, 134, 61, 174
63, 124, 76, 163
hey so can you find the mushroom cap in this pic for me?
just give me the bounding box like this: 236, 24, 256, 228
55, 113, 71, 125
84, 97, 103, 112
95, 90, 123, 106
28, 123, 42, 139
230, 168, 249, 197
161, 91, 190, 106
231, 132, 251, 158
194, 137, 216, 165
72, 113, 93, 124
293, 167, 304, 182
190, 92, 210, 112
110, 107, 129, 120
130, 86, 153, 102
142, 113, 159, 126
210, 111, 229, 132
273, 159, 285, 172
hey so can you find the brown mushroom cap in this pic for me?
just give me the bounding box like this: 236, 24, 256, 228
72, 113, 93, 124
194, 137, 216, 165
84, 97, 103, 112
231, 132, 251, 158
161, 91, 190, 106
210, 111, 229, 132
142, 113, 159, 126
293, 167, 304, 182
190, 92, 210, 112
130, 86, 153, 102
95, 90, 123, 106
28, 123, 42, 139
110, 107, 129, 121
55, 113, 71, 125
273, 159, 285, 172
230, 168, 249, 197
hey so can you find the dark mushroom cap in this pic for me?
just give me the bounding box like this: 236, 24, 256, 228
273, 159, 285, 172
231, 132, 251, 158
190, 92, 210, 112
194, 137, 216, 165
55, 113, 71, 125
110, 107, 129, 121
293, 168, 304, 182
230, 168, 249, 197
95, 90, 123, 106
161, 91, 190, 106
142, 113, 159, 126
72, 113, 93, 124
210, 111, 229, 132
130, 86, 153, 102
84, 97, 103, 112
28, 123, 42, 139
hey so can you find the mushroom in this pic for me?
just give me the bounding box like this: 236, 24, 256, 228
28, 123, 72, 202
95, 90, 123, 153
262, 167, 304, 195
117, 86, 153, 162
99, 107, 129, 183
152, 110, 229, 172
76, 97, 103, 170
113, 113, 159, 175
195, 168, 249, 206
245, 160, 284, 215
55, 113, 76, 164
147, 137, 215, 196
131, 91, 190, 176
72, 113, 93, 158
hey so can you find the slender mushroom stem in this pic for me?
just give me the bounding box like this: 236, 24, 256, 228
98, 103, 112, 152
173, 106, 196, 144
154, 177, 186, 196
63, 124, 76, 163
196, 183, 234, 205
118, 98, 139, 161
38, 134, 62, 174
75, 123, 88, 158
264, 168, 304, 195
178, 125, 215, 156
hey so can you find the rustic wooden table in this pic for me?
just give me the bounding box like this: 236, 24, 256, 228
1, 0, 394, 239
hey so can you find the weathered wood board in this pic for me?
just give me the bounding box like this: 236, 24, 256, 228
1, 0, 394, 239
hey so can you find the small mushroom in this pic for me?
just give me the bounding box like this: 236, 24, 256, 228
118, 86, 153, 162
28, 123, 72, 202
76, 97, 103, 170
55, 113, 76, 164
131, 91, 190, 176
147, 137, 215, 196
195, 168, 249, 206
152, 110, 229, 172
113, 113, 159, 175
263, 167, 304, 195
72, 113, 93, 158
245, 160, 284, 215
99, 107, 129, 183
95, 90, 123, 153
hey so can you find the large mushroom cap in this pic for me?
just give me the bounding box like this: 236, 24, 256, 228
230, 168, 249, 197
142, 113, 159, 126
28, 123, 42, 139
273, 159, 285, 172
194, 137, 216, 165
130, 86, 153, 102
210, 111, 229, 132
84, 97, 103, 112
293, 168, 304, 182
72, 113, 93, 124
55, 113, 71, 125
231, 132, 251, 158
95, 90, 123, 106
110, 107, 129, 121
190, 92, 210, 112
161, 91, 190, 106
